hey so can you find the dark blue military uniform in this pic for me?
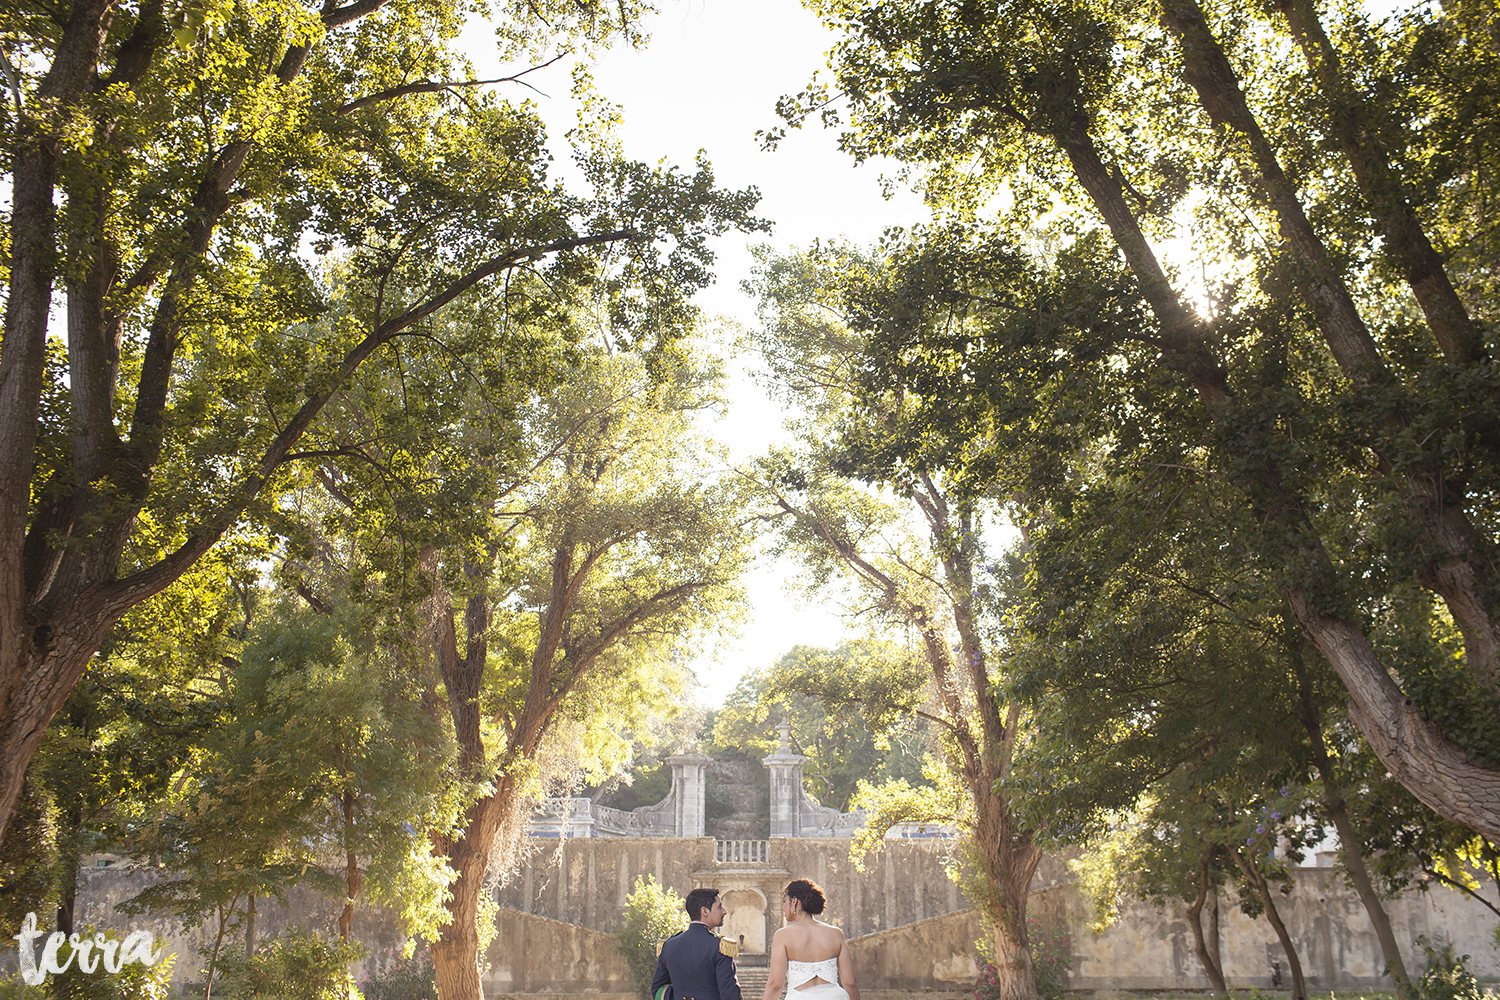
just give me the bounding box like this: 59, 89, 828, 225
651, 923, 741, 1000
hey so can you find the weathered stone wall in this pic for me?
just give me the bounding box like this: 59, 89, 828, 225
494, 837, 961, 943
61, 864, 409, 988
57, 843, 1500, 997
484, 910, 630, 994
1036, 867, 1500, 991
847, 908, 979, 990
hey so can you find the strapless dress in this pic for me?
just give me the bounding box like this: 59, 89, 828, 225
786, 958, 848, 1000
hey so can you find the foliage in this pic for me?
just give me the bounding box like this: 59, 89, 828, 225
773, 0, 1500, 849
1398, 936, 1497, 1000
0, 782, 59, 932
359, 945, 436, 1000
213, 929, 363, 1000
0, 0, 766, 852
705, 642, 932, 812
745, 243, 1044, 998
0, 927, 178, 1000
122, 599, 463, 981
614, 876, 687, 1000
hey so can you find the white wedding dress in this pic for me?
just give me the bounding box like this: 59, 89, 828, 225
786, 958, 849, 1000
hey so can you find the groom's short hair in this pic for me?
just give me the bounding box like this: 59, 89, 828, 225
685, 887, 719, 921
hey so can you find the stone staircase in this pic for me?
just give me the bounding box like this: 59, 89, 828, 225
736, 960, 775, 1000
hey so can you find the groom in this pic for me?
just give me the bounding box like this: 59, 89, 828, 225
652, 887, 742, 1000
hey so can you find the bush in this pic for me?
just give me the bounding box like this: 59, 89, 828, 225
614, 877, 687, 1000
0, 926, 176, 1000
213, 928, 363, 1000
1399, 935, 1498, 1000
359, 945, 435, 1000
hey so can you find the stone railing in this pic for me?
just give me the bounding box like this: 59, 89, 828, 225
529, 792, 680, 838
592, 799, 677, 837
797, 791, 866, 838
885, 821, 955, 838
716, 840, 769, 864
528, 797, 596, 837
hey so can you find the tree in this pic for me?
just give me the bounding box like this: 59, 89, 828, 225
1071, 777, 1321, 998
0, 0, 762, 841
126, 597, 461, 998
774, 0, 1500, 838
394, 344, 755, 1000
706, 642, 930, 812
743, 247, 1044, 1000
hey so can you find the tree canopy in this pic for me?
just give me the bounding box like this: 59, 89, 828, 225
772, 0, 1500, 841
0, 0, 765, 842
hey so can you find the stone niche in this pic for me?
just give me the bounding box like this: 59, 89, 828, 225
719, 886, 768, 955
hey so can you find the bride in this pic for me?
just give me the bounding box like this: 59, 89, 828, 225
762, 879, 860, 1000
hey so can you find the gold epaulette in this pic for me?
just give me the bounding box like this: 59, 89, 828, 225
718, 937, 739, 958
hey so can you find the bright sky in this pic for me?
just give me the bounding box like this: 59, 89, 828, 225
462, 2, 932, 708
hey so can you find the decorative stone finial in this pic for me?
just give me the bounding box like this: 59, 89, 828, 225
776, 717, 793, 752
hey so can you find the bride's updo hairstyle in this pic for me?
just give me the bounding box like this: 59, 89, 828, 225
784, 879, 826, 915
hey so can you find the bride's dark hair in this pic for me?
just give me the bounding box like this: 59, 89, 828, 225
785, 879, 826, 915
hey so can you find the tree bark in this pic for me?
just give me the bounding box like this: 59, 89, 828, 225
431, 788, 508, 1000
1268, 0, 1488, 367
1206, 885, 1220, 977
971, 766, 1043, 1000
1288, 627, 1410, 984
1052, 109, 1500, 843
1231, 847, 1308, 1000
1185, 847, 1228, 992
340, 790, 362, 943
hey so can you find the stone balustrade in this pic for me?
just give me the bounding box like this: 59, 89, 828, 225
715, 839, 770, 864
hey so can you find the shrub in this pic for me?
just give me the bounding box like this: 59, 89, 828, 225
1399, 935, 1497, 1000
213, 928, 363, 1000
0, 927, 176, 1000
614, 877, 687, 1000
359, 945, 435, 1000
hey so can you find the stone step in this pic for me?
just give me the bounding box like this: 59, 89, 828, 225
736, 965, 776, 1000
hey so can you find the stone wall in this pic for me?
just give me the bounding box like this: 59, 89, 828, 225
484, 910, 630, 994
55, 842, 1500, 997
847, 909, 979, 990
63, 864, 410, 988
495, 837, 962, 948
1035, 867, 1500, 991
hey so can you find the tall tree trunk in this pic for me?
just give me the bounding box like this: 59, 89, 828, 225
1268, 0, 1488, 368
1206, 884, 1221, 976
1231, 848, 1308, 1000
432, 790, 509, 1000
1157, 0, 1500, 692
340, 790, 361, 943
0, 0, 116, 848
1053, 111, 1500, 842
971, 770, 1043, 1000
1185, 847, 1227, 992
1287, 626, 1410, 984
246, 894, 256, 957
54, 806, 82, 938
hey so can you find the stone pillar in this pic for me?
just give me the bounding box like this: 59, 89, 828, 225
761, 719, 805, 838
667, 752, 712, 837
